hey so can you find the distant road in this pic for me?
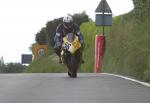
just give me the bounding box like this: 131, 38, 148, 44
0, 73, 150, 103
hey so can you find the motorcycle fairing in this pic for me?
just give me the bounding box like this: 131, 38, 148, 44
62, 35, 81, 54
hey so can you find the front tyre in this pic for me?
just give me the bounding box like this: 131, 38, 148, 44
67, 55, 78, 78
71, 72, 77, 78
68, 71, 72, 77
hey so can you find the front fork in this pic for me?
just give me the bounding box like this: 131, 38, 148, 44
61, 49, 82, 65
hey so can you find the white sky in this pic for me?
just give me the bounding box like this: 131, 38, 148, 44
0, 0, 134, 63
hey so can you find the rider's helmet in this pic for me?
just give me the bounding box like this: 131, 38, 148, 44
63, 15, 73, 29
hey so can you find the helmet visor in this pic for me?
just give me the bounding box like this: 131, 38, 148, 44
63, 22, 73, 29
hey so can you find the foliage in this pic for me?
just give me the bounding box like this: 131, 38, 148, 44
102, 11, 150, 81
25, 54, 67, 73
79, 22, 102, 72
46, 17, 63, 47
0, 62, 27, 73
5, 63, 27, 73
35, 27, 48, 45
0, 57, 5, 73
132, 0, 150, 22
73, 11, 91, 26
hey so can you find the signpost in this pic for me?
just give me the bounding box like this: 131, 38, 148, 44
95, 0, 112, 73
21, 54, 32, 64
33, 44, 48, 60
95, 0, 112, 35
21, 44, 48, 64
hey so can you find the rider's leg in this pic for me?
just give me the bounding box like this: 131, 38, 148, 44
80, 52, 84, 64
78, 49, 84, 64
80, 43, 85, 64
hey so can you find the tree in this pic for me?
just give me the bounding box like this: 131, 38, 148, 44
5, 63, 27, 73
46, 17, 63, 47
35, 27, 48, 45
132, 0, 150, 22
72, 11, 90, 26
0, 56, 5, 73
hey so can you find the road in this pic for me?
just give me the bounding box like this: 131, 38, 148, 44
0, 73, 150, 103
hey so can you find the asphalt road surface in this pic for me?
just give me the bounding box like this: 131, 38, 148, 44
0, 73, 150, 103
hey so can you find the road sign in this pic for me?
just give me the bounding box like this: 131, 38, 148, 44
95, 0, 112, 26
33, 44, 48, 59
95, 0, 112, 13
21, 54, 32, 64
96, 14, 112, 26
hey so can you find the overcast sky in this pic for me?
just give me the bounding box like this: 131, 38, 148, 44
0, 0, 134, 63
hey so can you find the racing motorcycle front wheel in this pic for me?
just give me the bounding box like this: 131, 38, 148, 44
67, 54, 79, 78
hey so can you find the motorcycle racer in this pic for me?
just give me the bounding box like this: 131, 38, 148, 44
54, 15, 84, 63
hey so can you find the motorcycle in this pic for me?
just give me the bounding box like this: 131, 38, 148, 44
61, 33, 82, 78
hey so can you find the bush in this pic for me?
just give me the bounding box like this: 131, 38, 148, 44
0, 63, 27, 73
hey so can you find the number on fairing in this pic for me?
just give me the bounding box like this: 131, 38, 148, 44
64, 42, 71, 50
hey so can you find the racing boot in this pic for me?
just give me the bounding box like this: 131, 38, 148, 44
80, 43, 85, 64
80, 52, 84, 64
59, 57, 62, 64
81, 59, 84, 64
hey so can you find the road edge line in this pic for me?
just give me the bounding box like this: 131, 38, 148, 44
102, 73, 150, 87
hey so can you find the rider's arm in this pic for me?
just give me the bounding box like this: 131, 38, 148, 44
54, 24, 63, 48
74, 23, 84, 44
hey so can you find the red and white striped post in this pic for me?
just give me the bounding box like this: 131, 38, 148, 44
95, 35, 105, 73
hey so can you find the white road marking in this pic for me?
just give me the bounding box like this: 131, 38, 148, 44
102, 73, 150, 87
